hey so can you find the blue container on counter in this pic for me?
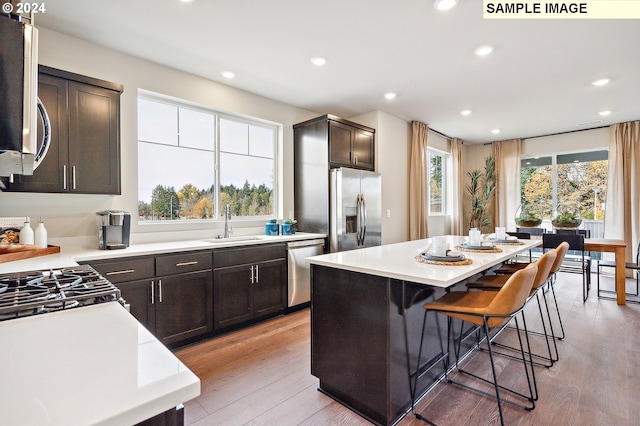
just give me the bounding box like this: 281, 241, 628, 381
265, 219, 279, 235
281, 221, 293, 235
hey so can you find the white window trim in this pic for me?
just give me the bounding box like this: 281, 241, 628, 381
137, 90, 282, 226
427, 147, 449, 216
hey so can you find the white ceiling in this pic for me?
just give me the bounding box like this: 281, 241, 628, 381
35, 0, 640, 143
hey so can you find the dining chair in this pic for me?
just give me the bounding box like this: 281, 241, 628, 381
411, 264, 538, 426
596, 241, 640, 301
543, 233, 590, 302
517, 227, 546, 236
493, 232, 533, 270
466, 249, 559, 368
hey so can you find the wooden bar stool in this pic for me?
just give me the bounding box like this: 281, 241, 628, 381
466, 249, 558, 369
412, 263, 538, 426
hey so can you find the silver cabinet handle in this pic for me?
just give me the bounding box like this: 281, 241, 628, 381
250, 265, 255, 284
176, 261, 198, 267
151, 280, 155, 304
255, 264, 259, 283
63, 165, 67, 189
72, 166, 77, 190
158, 279, 163, 303
106, 269, 135, 276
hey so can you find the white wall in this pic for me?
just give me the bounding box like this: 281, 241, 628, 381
0, 28, 319, 242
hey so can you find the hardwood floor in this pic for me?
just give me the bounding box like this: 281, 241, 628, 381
174, 272, 640, 425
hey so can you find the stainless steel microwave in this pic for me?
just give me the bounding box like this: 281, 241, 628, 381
0, 14, 39, 177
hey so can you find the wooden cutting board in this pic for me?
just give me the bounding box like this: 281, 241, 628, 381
0, 245, 61, 263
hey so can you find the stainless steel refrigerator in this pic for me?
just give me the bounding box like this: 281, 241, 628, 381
329, 167, 382, 252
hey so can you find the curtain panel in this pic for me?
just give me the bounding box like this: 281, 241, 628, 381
492, 139, 522, 231
450, 138, 465, 235
604, 121, 640, 267
409, 121, 429, 239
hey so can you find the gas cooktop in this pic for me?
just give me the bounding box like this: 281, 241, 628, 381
0, 264, 122, 321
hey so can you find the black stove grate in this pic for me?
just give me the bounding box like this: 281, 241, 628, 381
0, 265, 122, 321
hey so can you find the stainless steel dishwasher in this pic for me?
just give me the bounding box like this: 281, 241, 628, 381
286, 238, 325, 307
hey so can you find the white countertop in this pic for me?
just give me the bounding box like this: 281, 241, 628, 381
0, 232, 326, 274
0, 302, 200, 425
307, 235, 540, 287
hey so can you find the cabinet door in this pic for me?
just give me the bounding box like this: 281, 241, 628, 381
352, 128, 374, 170
118, 279, 154, 333
328, 121, 354, 167
154, 270, 213, 346
253, 259, 287, 317
67, 81, 121, 194
213, 265, 253, 329
9, 73, 69, 192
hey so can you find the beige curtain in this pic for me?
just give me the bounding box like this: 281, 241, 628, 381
604, 121, 640, 268
409, 121, 429, 239
492, 139, 522, 231
450, 138, 465, 235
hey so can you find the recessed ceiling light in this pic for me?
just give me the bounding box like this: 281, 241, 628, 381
310, 57, 327, 66
491, 129, 500, 134
384, 92, 397, 100
179, 0, 194, 3
474, 45, 494, 56
434, 0, 458, 11
598, 110, 612, 116
460, 110, 472, 116
221, 71, 235, 79
592, 78, 610, 86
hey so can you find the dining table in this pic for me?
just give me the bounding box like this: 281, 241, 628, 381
584, 238, 627, 305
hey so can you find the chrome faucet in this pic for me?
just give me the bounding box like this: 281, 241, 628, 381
224, 204, 232, 238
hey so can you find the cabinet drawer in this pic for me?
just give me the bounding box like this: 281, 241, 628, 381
156, 251, 212, 276
90, 257, 155, 283
214, 243, 286, 269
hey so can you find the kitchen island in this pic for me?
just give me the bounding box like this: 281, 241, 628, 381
307, 236, 540, 425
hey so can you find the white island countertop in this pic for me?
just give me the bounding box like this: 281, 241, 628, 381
307, 235, 540, 287
0, 302, 200, 426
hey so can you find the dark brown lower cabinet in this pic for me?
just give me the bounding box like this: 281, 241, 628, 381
87, 244, 288, 347
213, 243, 287, 330
86, 251, 213, 348
154, 270, 213, 346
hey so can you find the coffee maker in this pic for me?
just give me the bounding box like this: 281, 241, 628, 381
97, 211, 131, 250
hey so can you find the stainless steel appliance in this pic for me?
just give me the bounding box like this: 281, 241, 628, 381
97, 210, 131, 250
330, 167, 382, 252
0, 265, 122, 321
286, 238, 324, 307
0, 14, 43, 177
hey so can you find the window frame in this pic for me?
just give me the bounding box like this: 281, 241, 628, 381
137, 90, 281, 225
427, 148, 448, 216
520, 149, 608, 223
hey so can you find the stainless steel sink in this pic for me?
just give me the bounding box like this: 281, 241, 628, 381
201, 236, 263, 244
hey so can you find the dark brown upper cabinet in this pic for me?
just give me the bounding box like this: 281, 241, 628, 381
9, 66, 123, 194
294, 115, 375, 172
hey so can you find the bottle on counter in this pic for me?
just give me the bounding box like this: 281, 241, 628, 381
19, 218, 34, 245
34, 217, 48, 249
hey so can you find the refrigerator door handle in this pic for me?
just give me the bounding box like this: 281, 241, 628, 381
361, 194, 367, 246
356, 194, 363, 245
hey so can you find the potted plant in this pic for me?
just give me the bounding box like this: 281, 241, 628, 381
466, 156, 496, 233
551, 206, 582, 229
515, 204, 542, 228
